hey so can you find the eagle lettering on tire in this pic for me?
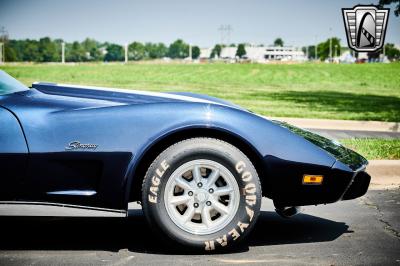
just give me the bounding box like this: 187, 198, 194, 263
142, 138, 262, 251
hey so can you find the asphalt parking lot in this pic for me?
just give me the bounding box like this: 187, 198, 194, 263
0, 188, 399, 266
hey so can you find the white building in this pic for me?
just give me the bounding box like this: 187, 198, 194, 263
219, 47, 236, 59
200, 45, 306, 62
199, 48, 212, 59
263, 46, 306, 61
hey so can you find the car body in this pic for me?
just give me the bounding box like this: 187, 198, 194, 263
0, 70, 370, 217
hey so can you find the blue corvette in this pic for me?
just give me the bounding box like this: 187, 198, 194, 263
0, 70, 370, 251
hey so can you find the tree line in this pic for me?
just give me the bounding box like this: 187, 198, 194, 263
2, 38, 202, 62
1, 36, 399, 62
302, 38, 400, 61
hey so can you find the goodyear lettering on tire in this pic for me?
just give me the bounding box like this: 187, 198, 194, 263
204, 160, 257, 251
148, 159, 170, 204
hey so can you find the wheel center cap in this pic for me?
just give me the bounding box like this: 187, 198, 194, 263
196, 190, 207, 202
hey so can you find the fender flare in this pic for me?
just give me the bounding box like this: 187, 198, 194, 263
122, 124, 264, 207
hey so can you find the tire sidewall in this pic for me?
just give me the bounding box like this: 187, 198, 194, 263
142, 139, 261, 251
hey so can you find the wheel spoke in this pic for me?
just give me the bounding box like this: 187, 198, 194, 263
211, 199, 229, 215
192, 165, 202, 183
181, 205, 196, 223
175, 176, 192, 190
207, 169, 220, 186
169, 195, 191, 205
201, 205, 212, 227
213, 186, 233, 196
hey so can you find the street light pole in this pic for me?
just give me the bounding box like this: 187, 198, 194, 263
0, 42, 3, 64
61, 42, 65, 64
329, 28, 332, 62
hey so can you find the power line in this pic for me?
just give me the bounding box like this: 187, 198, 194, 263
218, 25, 232, 46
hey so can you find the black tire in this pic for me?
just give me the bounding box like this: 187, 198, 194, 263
141, 138, 262, 251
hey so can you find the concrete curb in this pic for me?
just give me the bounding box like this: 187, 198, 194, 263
367, 160, 400, 189
269, 117, 400, 133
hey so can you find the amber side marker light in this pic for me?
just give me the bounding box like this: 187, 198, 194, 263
303, 175, 324, 185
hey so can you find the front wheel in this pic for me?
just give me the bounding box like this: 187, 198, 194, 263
141, 138, 262, 251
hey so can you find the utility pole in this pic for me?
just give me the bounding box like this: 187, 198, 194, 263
61, 42, 65, 64
189, 43, 192, 60
315, 35, 318, 61
329, 28, 332, 62
124, 43, 128, 64
0, 42, 3, 64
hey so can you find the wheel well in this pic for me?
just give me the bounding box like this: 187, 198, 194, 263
128, 127, 266, 202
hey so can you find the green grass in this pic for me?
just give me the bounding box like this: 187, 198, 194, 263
1, 62, 399, 121
341, 138, 400, 160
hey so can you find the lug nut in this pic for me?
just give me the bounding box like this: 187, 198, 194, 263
208, 188, 214, 193
188, 191, 193, 196
206, 201, 211, 206
197, 182, 203, 188
194, 203, 199, 208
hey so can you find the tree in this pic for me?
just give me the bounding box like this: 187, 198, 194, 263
191, 46, 200, 59
302, 46, 316, 59
236, 43, 246, 58
82, 38, 102, 61
104, 44, 124, 61
66, 41, 86, 62
385, 43, 400, 60
154, 43, 168, 58
273, 38, 284, 47
316, 37, 341, 60
155, 43, 168, 58
128, 41, 145, 60
210, 44, 222, 58
4, 40, 23, 61
168, 39, 189, 59
38, 37, 59, 62
23, 40, 40, 61
4, 44, 17, 61
379, 0, 400, 16
145, 42, 168, 59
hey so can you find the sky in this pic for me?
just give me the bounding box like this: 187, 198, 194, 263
0, 0, 399, 47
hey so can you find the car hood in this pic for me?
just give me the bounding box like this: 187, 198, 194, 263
31, 82, 244, 110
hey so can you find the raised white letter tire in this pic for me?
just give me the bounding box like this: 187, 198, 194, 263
141, 138, 262, 251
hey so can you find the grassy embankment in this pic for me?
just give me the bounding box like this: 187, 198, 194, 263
1, 62, 399, 121
1, 63, 399, 159
341, 138, 400, 160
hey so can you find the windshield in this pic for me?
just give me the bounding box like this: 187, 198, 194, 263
0, 70, 29, 95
